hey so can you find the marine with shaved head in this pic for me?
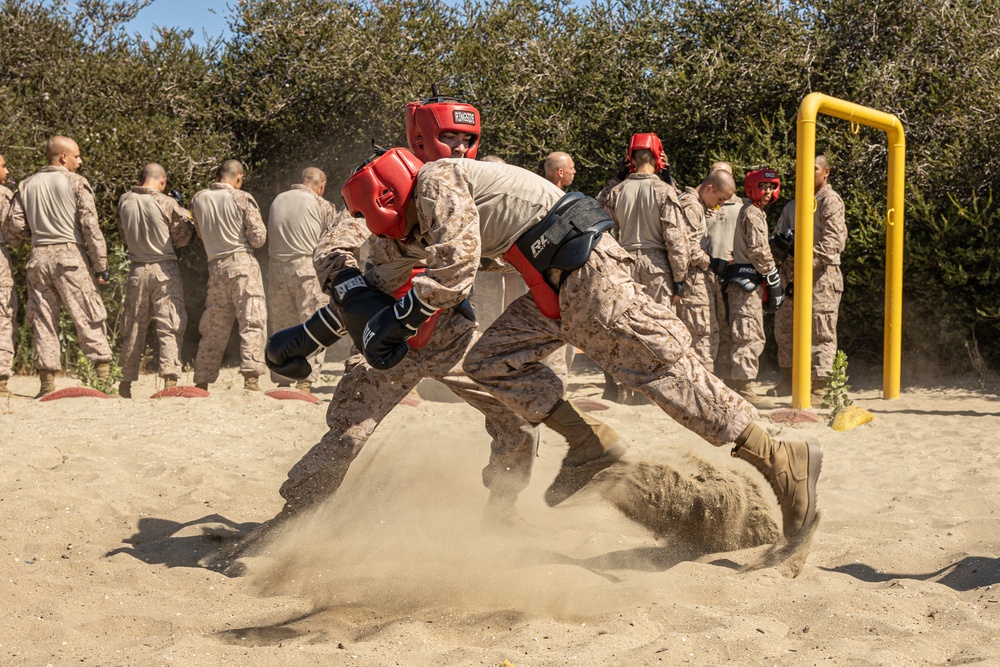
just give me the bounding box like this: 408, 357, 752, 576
2, 136, 113, 397
677, 166, 738, 371
704, 161, 745, 384
115, 163, 195, 398
543, 152, 576, 190
265, 167, 340, 392
0, 153, 17, 397
189, 159, 268, 391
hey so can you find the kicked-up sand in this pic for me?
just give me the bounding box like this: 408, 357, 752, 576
2, 364, 1000, 665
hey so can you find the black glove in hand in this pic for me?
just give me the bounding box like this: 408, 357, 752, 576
95, 270, 110, 283
673, 281, 687, 299
266, 305, 346, 380
762, 269, 784, 313
455, 298, 476, 323
708, 257, 728, 278
329, 268, 397, 347
361, 289, 437, 370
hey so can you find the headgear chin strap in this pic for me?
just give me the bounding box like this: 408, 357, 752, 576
406, 95, 481, 161
341, 148, 424, 239
627, 133, 667, 172
744, 168, 781, 206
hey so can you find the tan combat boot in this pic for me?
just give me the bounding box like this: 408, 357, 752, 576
95, 362, 111, 381
732, 378, 776, 410
194, 382, 209, 391
732, 422, 822, 539
243, 374, 260, 391
36, 371, 56, 398
118, 381, 132, 399
543, 399, 628, 506
295, 380, 311, 393
0, 376, 11, 398
163, 375, 178, 389
767, 367, 793, 397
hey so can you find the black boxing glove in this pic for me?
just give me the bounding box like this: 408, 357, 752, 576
95, 270, 110, 283
169, 189, 185, 206
265, 305, 347, 379
762, 269, 784, 313
361, 288, 436, 370
708, 257, 728, 278
328, 268, 396, 347
615, 156, 630, 182
673, 281, 687, 299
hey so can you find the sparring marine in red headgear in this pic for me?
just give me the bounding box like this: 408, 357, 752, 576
341, 148, 424, 239
626, 133, 667, 172
406, 94, 481, 161
744, 168, 781, 206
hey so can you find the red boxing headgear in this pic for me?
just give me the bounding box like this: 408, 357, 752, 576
627, 133, 667, 172
744, 168, 781, 206
341, 148, 424, 239
406, 96, 481, 161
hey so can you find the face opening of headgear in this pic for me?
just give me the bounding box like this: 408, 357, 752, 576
341, 147, 424, 240
626, 133, 667, 172
406, 93, 481, 161
744, 168, 781, 206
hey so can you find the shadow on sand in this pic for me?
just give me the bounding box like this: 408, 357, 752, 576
105, 513, 257, 570
821, 556, 1000, 591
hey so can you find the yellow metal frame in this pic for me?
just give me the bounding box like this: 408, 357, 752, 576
793, 93, 904, 408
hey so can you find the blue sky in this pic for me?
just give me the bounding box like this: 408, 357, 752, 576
125, 0, 232, 44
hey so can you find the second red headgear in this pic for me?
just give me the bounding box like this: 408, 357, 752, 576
627, 133, 667, 172
406, 96, 481, 161
744, 168, 781, 206
341, 148, 424, 239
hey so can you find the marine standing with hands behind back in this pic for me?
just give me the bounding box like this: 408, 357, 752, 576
266, 167, 338, 393
2, 136, 113, 398
190, 159, 268, 392
115, 163, 194, 398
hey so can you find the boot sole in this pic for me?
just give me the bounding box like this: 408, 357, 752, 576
798, 441, 823, 537
544, 442, 629, 507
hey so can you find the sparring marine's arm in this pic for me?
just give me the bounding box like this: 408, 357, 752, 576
410, 161, 481, 311
313, 208, 371, 294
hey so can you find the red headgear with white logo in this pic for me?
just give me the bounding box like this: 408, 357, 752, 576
406, 96, 481, 161
627, 133, 667, 172
744, 168, 781, 206
341, 148, 424, 239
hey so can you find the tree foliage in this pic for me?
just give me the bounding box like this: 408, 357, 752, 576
3, 0, 1000, 374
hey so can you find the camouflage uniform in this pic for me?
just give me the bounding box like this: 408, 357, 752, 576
403, 160, 757, 449
602, 173, 688, 312
677, 186, 715, 370
276, 213, 538, 514
116, 187, 194, 382
2, 167, 111, 371
0, 184, 17, 378
727, 202, 777, 382
266, 184, 336, 385
705, 194, 743, 380
190, 183, 267, 384
773, 185, 847, 378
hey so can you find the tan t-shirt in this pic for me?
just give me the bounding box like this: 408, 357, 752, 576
3, 166, 108, 272
117, 187, 194, 263
603, 173, 689, 281
190, 183, 266, 262
268, 184, 333, 261
705, 193, 744, 260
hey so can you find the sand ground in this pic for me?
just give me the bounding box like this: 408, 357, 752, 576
2, 362, 1000, 666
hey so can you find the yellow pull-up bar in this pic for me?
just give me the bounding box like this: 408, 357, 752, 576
793, 93, 905, 408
